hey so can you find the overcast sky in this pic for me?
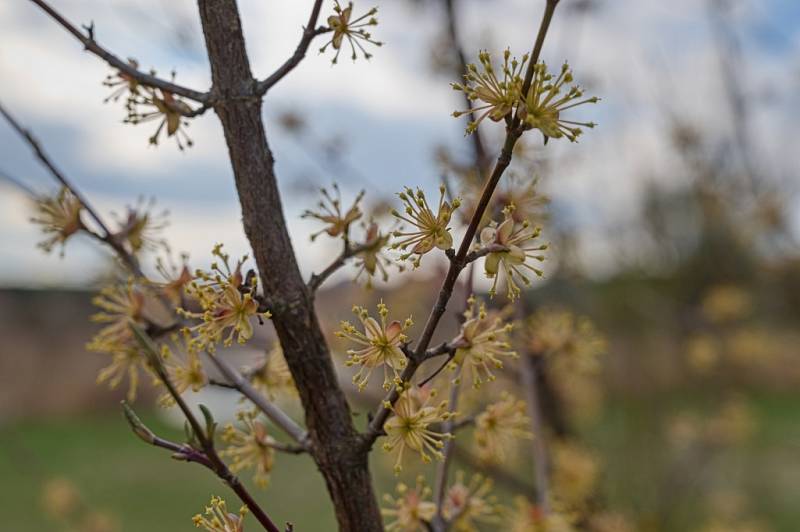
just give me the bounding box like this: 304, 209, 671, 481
1, 0, 798, 287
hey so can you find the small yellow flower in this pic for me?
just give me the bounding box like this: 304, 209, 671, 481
480, 205, 547, 299
449, 297, 518, 388
381, 475, 436, 532
30, 187, 84, 255
474, 392, 532, 464
353, 222, 395, 288
87, 280, 147, 353
192, 495, 247, 532
336, 301, 412, 390
153, 253, 193, 306
391, 185, 460, 268
157, 333, 207, 407
95, 346, 149, 402
443, 471, 503, 532
301, 184, 363, 241
102, 58, 142, 103
527, 309, 605, 370
41, 477, 81, 520
506, 497, 575, 532
179, 244, 271, 352
111, 197, 169, 255
220, 411, 276, 489
551, 441, 600, 509
249, 343, 297, 401
125, 84, 194, 150
382, 387, 452, 474
320, 1, 383, 64
452, 49, 528, 134
521, 62, 599, 143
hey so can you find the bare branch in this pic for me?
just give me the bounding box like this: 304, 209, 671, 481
0, 102, 143, 276
308, 240, 372, 293
207, 354, 310, 448
28, 0, 210, 105
257, 0, 328, 94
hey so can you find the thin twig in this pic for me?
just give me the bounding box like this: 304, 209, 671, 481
207, 354, 310, 448
0, 102, 143, 276
257, 0, 328, 94
130, 324, 281, 532
27, 0, 209, 105
307, 240, 371, 293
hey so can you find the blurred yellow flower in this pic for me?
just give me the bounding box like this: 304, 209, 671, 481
220, 411, 276, 488
381, 475, 436, 532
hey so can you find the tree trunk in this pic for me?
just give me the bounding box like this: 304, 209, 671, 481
195, 1, 383, 530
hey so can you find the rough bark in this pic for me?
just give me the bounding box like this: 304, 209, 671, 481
195, 1, 383, 530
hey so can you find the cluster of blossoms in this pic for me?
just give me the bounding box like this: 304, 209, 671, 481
452, 50, 598, 142
110, 197, 170, 256
474, 392, 532, 464
157, 332, 207, 407
178, 244, 271, 353
381, 476, 436, 531
452, 49, 528, 134
443, 471, 503, 531
353, 222, 395, 288
248, 343, 296, 401
320, 1, 382, 63
220, 411, 277, 488
87, 280, 149, 401
301, 184, 364, 242
551, 441, 600, 511
480, 205, 548, 300
391, 185, 460, 268
383, 387, 453, 474
520, 62, 599, 142
527, 308, 605, 371
31, 187, 84, 255
192, 496, 247, 532
336, 302, 412, 391
103, 60, 194, 150
449, 296, 518, 388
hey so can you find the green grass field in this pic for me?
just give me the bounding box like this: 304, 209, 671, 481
1, 391, 798, 531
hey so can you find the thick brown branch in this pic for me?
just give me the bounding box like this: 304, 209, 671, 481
28, 0, 210, 105
257, 0, 328, 94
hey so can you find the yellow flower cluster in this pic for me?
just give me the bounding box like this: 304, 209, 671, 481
383, 388, 453, 474
179, 244, 271, 353
474, 392, 532, 464
450, 297, 518, 388
337, 302, 412, 391
452, 49, 528, 134
220, 411, 276, 489
192, 496, 247, 532
480, 205, 547, 299
443, 472, 503, 532
301, 184, 363, 241
391, 185, 460, 268
320, 1, 383, 63
31, 187, 84, 255
381, 475, 436, 532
